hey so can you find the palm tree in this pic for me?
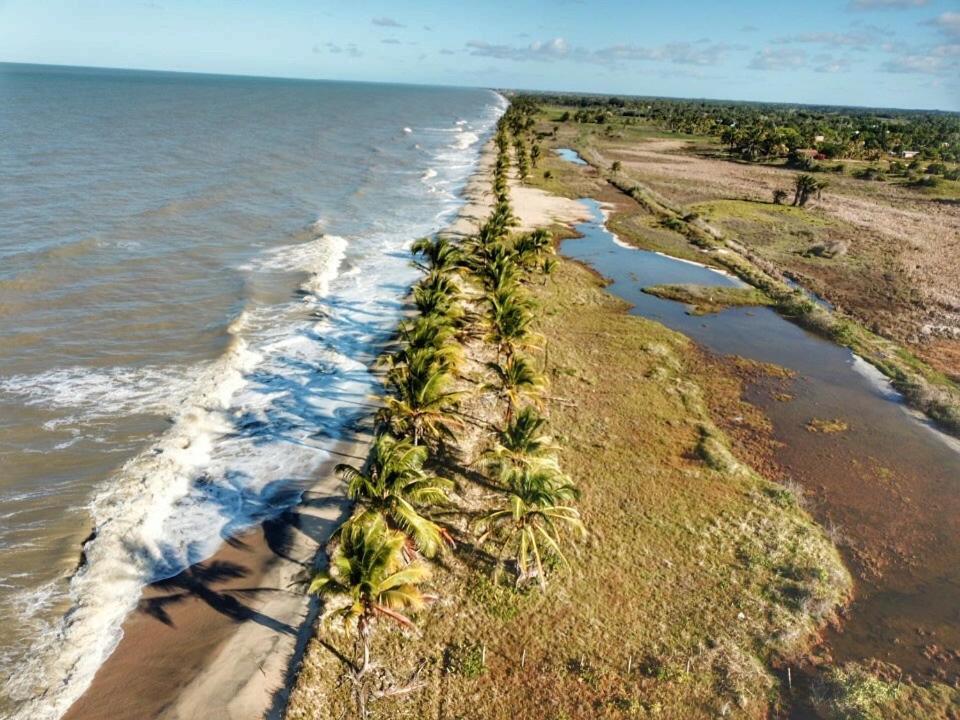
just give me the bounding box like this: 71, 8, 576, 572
793, 174, 825, 207
486, 290, 536, 361
412, 271, 462, 322
481, 406, 559, 481
411, 236, 462, 275
477, 468, 584, 589
389, 315, 462, 371
337, 434, 453, 557
485, 355, 545, 423
513, 228, 554, 272
310, 513, 431, 674
378, 359, 462, 446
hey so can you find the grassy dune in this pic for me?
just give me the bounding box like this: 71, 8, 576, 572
286, 256, 850, 720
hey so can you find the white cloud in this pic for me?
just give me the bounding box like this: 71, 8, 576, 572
774, 30, 878, 47
748, 47, 807, 70
315, 41, 362, 58
928, 11, 960, 38
814, 57, 855, 73
881, 53, 949, 73
594, 41, 736, 66
371, 16, 404, 28
464, 37, 736, 67
465, 37, 574, 62
849, 0, 928, 9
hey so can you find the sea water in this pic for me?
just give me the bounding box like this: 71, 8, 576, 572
0, 63, 505, 718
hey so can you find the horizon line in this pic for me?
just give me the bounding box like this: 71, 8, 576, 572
2, 59, 956, 115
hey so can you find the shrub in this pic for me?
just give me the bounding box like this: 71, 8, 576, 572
853, 167, 885, 181
925, 162, 946, 175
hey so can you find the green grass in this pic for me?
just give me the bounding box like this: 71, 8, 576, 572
690, 199, 835, 228
643, 283, 775, 315
286, 258, 851, 720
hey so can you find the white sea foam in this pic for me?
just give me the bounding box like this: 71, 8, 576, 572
0, 365, 195, 420
453, 131, 480, 150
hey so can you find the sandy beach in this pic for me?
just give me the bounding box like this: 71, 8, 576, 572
58, 137, 589, 720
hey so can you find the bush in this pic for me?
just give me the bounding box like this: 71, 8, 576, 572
853, 167, 885, 181
925, 162, 946, 175
908, 175, 940, 188
543, 170, 553, 179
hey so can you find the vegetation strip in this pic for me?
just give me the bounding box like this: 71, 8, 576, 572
281, 100, 883, 719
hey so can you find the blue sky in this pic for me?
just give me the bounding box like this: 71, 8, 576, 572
1, 0, 958, 110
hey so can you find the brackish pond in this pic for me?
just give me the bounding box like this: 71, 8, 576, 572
563, 197, 960, 685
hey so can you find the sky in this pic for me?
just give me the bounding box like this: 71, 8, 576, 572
1, 0, 958, 110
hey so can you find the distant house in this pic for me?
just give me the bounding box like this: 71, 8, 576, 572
901, 150, 920, 159
814, 134, 825, 143
795, 148, 819, 158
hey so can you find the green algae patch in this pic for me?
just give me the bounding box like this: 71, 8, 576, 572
806, 418, 850, 434
643, 282, 776, 315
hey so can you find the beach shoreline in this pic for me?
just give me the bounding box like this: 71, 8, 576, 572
59, 136, 530, 720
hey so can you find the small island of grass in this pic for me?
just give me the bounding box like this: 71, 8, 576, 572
642, 283, 775, 315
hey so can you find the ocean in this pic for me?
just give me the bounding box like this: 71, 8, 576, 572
0, 63, 505, 719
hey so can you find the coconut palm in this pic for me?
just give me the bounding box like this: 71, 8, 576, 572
412, 271, 462, 322
481, 406, 559, 481
309, 513, 431, 674
378, 359, 462, 446
410, 236, 462, 275
477, 467, 584, 589
486, 290, 536, 361
793, 173, 825, 207
513, 228, 554, 272
337, 434, 453, 557
388, 315, 463, 372
485, 355, 545, 423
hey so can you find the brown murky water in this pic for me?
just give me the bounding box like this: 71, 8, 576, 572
564, 197, 960, 685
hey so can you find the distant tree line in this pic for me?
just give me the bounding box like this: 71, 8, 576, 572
517, 92, 960, 163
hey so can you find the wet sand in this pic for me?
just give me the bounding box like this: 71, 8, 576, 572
62, 435, 364, 720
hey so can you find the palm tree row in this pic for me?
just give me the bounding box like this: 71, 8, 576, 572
305, 106, 585, 710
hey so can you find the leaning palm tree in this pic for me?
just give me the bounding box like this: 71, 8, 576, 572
411, 236, 462, 275
383, 331, 463, 377
309, 513, 431, 676
486, 290, 536, 361
412, 272, 463, 324
513, 228, 554, 272
481, 406, 559, 481
477, 468, 584, 589
378, 360, 462, 446
337, 434, 453, 557
485, 355, 545, 423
